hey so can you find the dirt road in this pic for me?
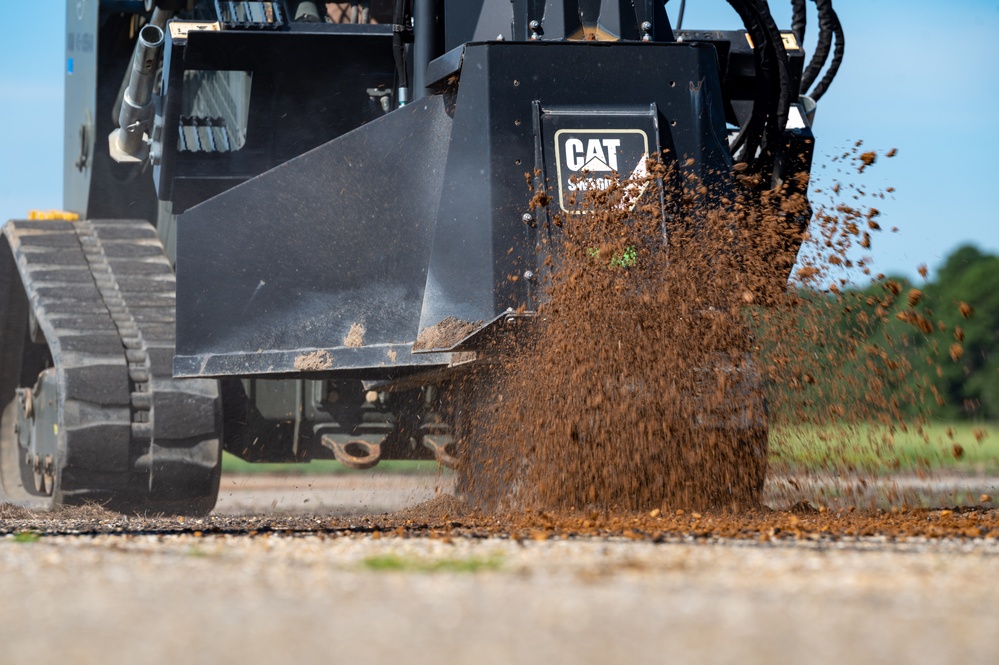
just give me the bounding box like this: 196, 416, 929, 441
2, 474, 999, 665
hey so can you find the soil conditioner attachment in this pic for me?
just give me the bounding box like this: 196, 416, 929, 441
1, 0, 843, 513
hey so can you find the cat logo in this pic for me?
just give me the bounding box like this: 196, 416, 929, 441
554, 129, 649, 213
564, 138, 622, 172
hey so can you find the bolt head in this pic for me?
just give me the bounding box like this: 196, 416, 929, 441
641, 21, 652, 32
529, 20, 541, 30
524, 270, 535, 281
522, 212, 534, 223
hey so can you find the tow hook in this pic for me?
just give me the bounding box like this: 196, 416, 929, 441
421, 433, 458, 469
321, 434, 382, 470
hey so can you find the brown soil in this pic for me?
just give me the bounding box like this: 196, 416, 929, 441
343, 323, 365, 348
454, 158, 804, 511
414, 316, 480, 351
448, 146, 984, 516
2, 499, 997, 542
293, 349, 333, 371
393, 494, 480, 523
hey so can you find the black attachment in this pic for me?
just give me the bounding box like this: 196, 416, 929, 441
174, 41, 735, 378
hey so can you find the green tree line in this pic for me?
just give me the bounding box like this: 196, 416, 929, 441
794, 244, 999, 422
876, 245, 998, 420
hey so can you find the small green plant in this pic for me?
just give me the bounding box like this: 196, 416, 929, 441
588, 245, 638, 269
362, 553, 503, 573
12, 531, 41, 543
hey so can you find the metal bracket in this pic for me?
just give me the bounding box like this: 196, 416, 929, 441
421, 432, 457, 469
321, 434, 382, 470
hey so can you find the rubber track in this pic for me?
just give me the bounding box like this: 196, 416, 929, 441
0, 219, 221, 513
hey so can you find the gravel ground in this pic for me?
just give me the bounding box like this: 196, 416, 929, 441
1, 531, 998, 665
2, 475, 999, 665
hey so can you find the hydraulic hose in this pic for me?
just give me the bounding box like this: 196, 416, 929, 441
807, 6, 843, 101
753, 1, 791, 156
790, 0, 806, 44
725, 0, 792, 175
801, 0, 833, 94
725, 0, 768, 160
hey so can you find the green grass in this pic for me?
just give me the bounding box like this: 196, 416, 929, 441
221, 453, 447, 476
362, 553, 503, 573
771, 421, 997, 474
11, 531, 40, 543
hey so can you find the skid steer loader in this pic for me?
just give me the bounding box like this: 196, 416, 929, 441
0, 0, 843, 513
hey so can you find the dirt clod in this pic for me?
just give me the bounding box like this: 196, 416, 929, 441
414, 317, 480, 351
294, 349, 333, 371
344, 323, 365, 348
858, 151, 877, 172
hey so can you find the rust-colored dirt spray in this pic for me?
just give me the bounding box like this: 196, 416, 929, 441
452, 146, 980, 514
455, 158, 787, 511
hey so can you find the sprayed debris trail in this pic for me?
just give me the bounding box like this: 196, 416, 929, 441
457, 160, 799, 512
1, 493, 998, 541
455, 146, 992, 514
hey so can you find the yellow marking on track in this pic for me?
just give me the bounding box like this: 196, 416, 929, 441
28, 210, 80, 221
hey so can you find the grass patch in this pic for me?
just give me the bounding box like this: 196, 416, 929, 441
771, 421, 997, 474
11, 531, 41, 543
362, 553, 503, 573
221, 453, 446, 476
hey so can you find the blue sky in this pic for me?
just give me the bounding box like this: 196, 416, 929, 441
1, 1, 996, 280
